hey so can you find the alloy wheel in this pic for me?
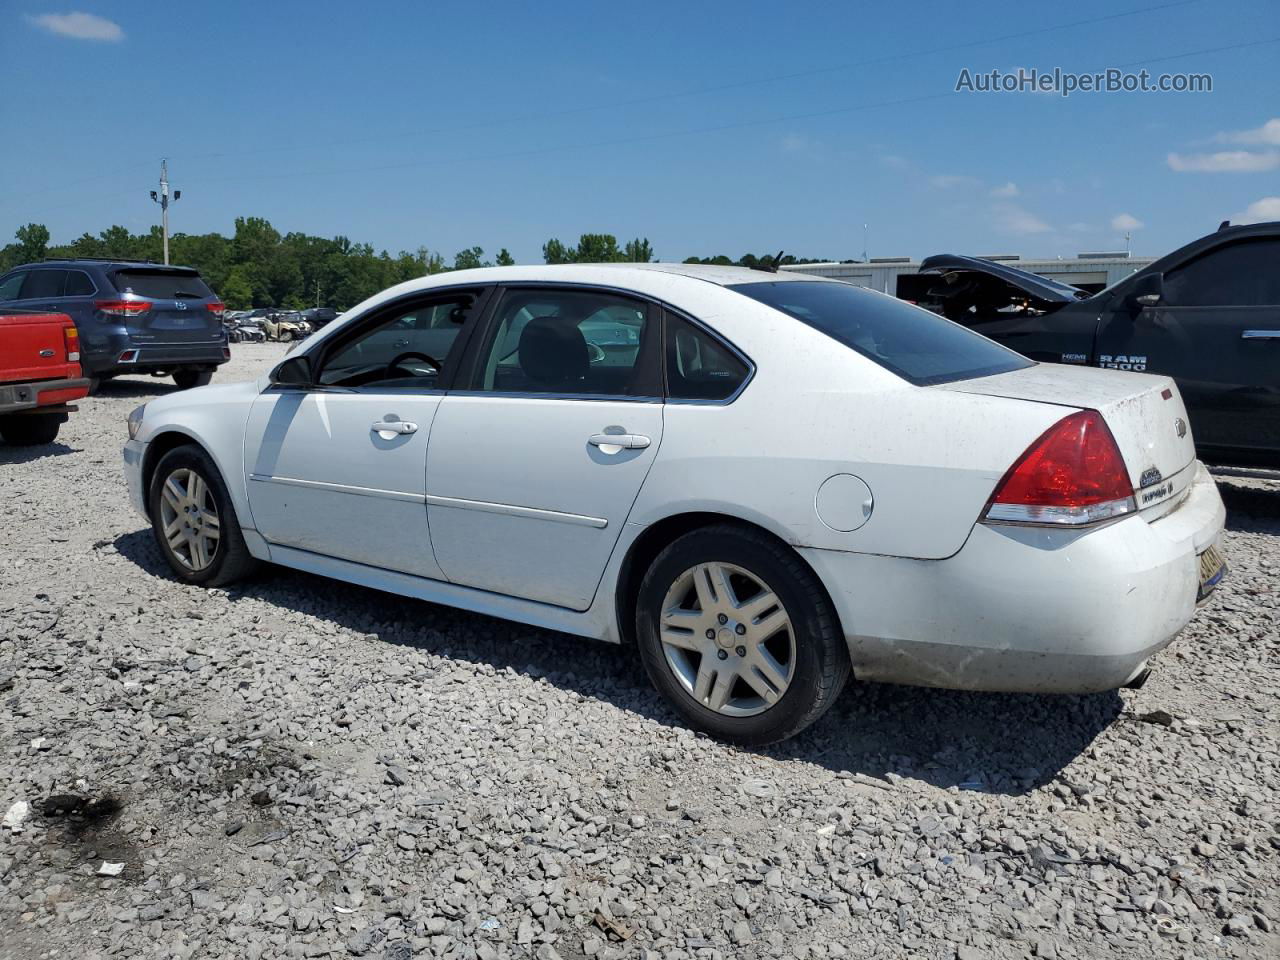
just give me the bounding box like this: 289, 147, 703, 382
658, 562, 796, 717
158, 467, 221, 571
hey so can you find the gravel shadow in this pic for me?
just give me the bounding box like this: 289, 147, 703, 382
93, 378, 181, 399
0, 441, 79, 463
1218, 478, 1280, 524
114, 528, 1121, 797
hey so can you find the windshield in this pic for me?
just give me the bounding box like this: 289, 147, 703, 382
729, 280, 1033, 386
112, 268, 214, 300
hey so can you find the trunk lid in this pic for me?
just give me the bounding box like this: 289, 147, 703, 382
0, 311, 77, 384
938, 363, 1197, 517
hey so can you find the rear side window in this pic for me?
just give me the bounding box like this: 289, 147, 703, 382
112, 269, 213, 300
665, 312, 750, 401
729, 280, 1033, 386
64, 270, 96, 296
0, 272, 25, 300
20, 270, 66, 299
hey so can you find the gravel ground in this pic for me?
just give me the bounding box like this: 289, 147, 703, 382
1, 342, 1277, 960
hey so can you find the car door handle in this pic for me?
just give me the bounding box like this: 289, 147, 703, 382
1242, 330, 1280, 340
371, 420, 418, 437
393, 338, 410, 348
588, 433, 650, 450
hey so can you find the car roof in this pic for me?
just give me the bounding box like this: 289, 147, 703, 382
19, 259, 201, 272
393, 262, 839, 291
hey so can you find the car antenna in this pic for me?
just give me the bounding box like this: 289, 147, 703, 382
1217, 220, 1231, 231
749, 250, 786, 274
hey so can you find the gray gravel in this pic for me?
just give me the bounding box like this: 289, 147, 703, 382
2, 342, 1278, 960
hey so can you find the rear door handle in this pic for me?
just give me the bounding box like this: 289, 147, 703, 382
371, 420, 418, 437
588, 433, 650, 450
1242, 330, 1280, 340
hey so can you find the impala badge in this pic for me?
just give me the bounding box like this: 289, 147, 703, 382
1140, 466, 1163, 489
1175, 418, 1188, 439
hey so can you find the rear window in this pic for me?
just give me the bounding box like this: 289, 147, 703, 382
112, 268, 213, 300
728, 280, 1033, 386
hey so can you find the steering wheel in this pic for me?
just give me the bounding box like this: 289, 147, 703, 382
386, 351, 441, 378
586, 342, 607, 364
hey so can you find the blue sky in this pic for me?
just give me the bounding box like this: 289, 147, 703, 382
2, 0, 1277, 263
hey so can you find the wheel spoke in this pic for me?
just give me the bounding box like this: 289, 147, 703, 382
163, 516, 183, 538
162, 477, 185, 512
706, 668, 735, 711
191, 533, 210, 569
739, 589, 780, 622
660, 624, 702, 652
749, 646, 790, 696
705, 563, 737, 608
751, 606, 789, 642
166, 525, 187, 550
740, 663, 783, 705
188, 473, 207, 508
201, 512, 221, 533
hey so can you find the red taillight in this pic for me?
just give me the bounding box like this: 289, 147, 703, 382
984, 410, 1136, 526
95, 299, 151, 318
207, 300, 226, 316
63, 325, 80, 363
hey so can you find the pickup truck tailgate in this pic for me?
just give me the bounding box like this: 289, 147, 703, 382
0, 311, 78, 384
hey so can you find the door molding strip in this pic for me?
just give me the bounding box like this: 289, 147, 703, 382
248, 473, 425, 503
424, 494, 608, 528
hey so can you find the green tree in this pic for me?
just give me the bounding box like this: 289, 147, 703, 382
542, 238, 574, 264
574, 233, 621, 263
15, 223, 50, 263
220, 267, 255, 309
495, 248, 515, 267
453, 246, 488, 270
623, 238, 653, 262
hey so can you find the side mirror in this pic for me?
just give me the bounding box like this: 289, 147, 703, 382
1130, 272, 1163, 308
269, 354, 312, 387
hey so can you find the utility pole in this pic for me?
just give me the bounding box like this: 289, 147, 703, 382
861, 223, 868, 262
1124, 231, 1132, 255
149, 159, 181, 264
315, 279, 321, 308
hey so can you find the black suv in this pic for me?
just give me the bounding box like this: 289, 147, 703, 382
0, 259, 229, 390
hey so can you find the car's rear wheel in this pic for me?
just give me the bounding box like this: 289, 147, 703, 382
0, 413, 62, 446
635, 524, 850, 746
173, 370, 212, 390
149, 445, 257, 587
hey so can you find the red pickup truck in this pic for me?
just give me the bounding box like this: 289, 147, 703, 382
0, 310, 90, 446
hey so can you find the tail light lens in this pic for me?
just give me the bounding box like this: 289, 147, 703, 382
983, 410, 1136, 526
95, 299, 151, 318
207, 300, 226, 316
63, 325, 80, 363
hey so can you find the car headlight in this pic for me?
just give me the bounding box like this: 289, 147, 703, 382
127, 404, 146, 441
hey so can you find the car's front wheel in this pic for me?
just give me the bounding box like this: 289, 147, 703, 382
635, 524, 850, 746
149, 445, 257, 586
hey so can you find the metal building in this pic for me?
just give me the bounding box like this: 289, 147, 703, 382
781, 253, 1155, 295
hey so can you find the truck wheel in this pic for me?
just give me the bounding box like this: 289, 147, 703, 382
173, 370, 213, 390
0, 413, 62, 446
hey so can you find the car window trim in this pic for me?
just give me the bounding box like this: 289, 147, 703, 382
451, 282, 664, 401
282, 285, 495, 394
60, 268, 98, 299
660, 306, 756, 406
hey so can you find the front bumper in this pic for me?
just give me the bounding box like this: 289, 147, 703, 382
123, 439, 148, 518
0, 377, 91, 414
801, 461, 1227, 694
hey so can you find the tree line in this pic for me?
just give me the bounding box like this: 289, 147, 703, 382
1, 222, 830, 310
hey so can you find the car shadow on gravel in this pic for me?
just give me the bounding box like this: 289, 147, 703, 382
115, 528, 1123, 798
94, 378, 182, 399
0, 440, 78, 463
1218, 478, 1280, 525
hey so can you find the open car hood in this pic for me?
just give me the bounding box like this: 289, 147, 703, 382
915, 254, 1089, 306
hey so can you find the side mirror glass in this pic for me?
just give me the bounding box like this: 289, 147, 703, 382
1130, 272, 1163, 308
270, 354, 313, 387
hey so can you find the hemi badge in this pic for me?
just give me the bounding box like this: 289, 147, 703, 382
1161, 388, 1173, 400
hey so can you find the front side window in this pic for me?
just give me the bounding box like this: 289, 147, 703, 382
317, 295, 476, 390
0, 272, 25, 301
729, 280, 1032, 386
474, 289, 657, 397
665, 312, 750, 401
1162, 239, 1280, 307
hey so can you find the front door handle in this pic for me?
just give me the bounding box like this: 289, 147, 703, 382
1242, 330, 1280, 340
372, 420, 418, 437
588, 432, 650, 451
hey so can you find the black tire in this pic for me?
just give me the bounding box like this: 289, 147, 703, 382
635, 523, 850, 746
0, 413, 62, 446
148, 445, 258, 587
173, 370, 213, 390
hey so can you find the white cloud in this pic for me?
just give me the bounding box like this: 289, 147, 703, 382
929, 174, 980, 190
990, 203, 1051, 235
989, 181, 1019, 198
26, 11, 123, 41
1110, 213, 1144, 231
1214, 118, 1280, 147
1231, 197, 1280, 224
1167, 150, 1280, 173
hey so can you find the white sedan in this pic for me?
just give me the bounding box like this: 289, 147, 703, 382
122, 264, 1227, 744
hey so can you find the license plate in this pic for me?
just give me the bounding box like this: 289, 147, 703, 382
1197, 542, 1226, 602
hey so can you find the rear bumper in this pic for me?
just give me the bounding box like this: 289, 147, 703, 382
82, 334, 227, 376
802, 462, 1227, 694
0, 376, 91, 414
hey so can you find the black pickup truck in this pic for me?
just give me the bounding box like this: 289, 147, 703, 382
899, 222, 1280, 467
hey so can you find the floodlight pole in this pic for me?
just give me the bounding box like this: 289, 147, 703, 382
149, 159, 180, 264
